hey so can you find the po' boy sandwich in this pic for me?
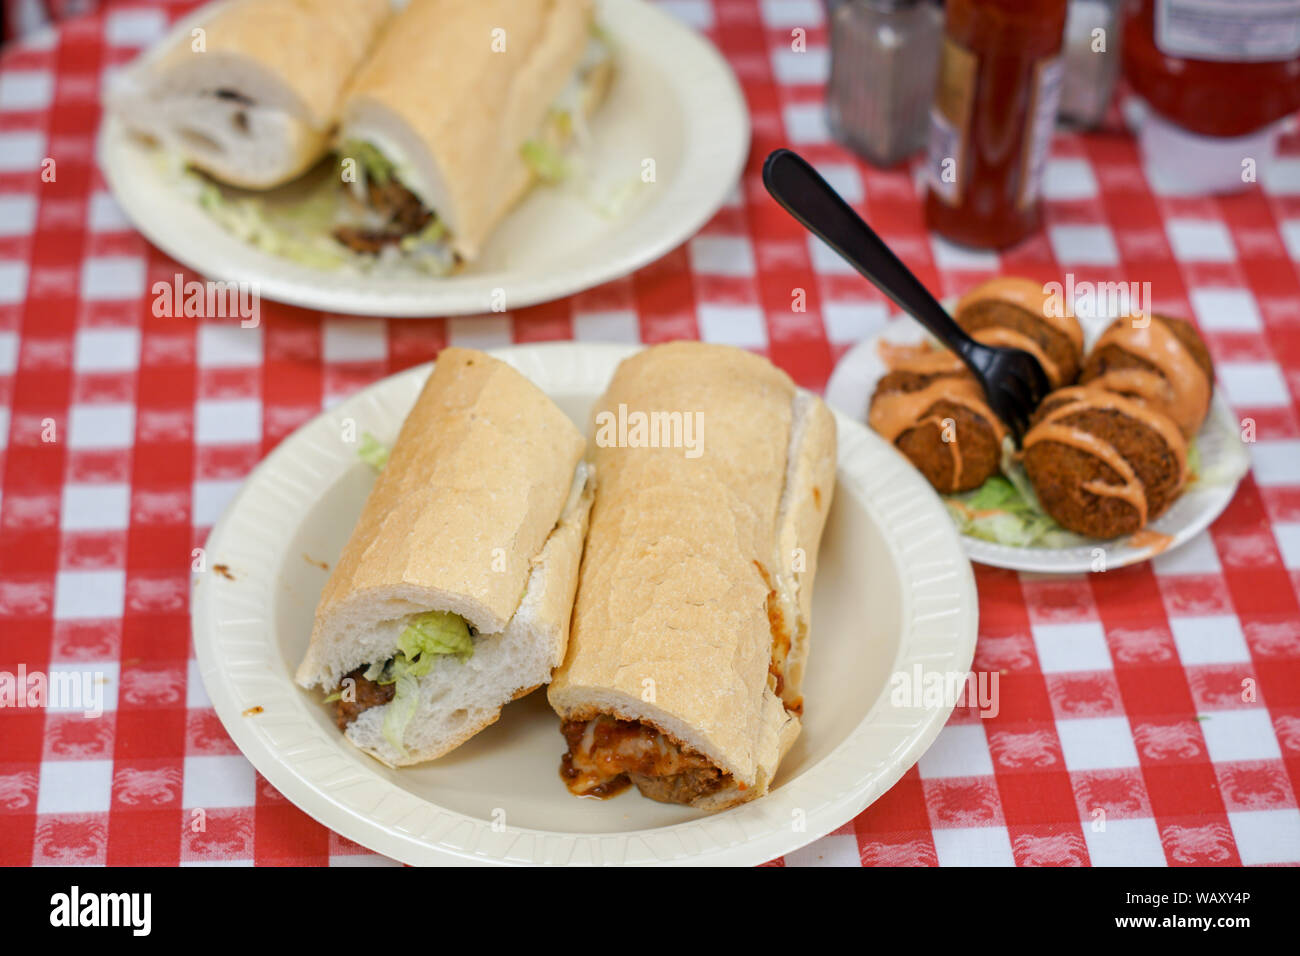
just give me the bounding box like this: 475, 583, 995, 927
548, 343, 837, 810
110, 0, 391, 189
330, 0, 614, 270
297, 348, 594, 767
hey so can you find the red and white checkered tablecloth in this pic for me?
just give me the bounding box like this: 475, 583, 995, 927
1, 0, 1299, 867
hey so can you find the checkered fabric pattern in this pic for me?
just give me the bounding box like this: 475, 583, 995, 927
1, 0, 1298, 867
2, 1, 99, 44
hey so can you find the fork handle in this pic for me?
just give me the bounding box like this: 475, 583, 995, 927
761, 149, 977, 360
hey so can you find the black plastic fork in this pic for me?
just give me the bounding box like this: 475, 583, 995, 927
762, 148, 1051, 442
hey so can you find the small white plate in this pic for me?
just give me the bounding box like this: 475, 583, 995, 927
825, 317, 1251, 574
97, 0, 749, 317
191, 343, 977, 866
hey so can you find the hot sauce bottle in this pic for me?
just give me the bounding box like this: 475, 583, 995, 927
1123, 0, 1300, 139
923, 0, 1069, 249
1121, 0, 1300, 192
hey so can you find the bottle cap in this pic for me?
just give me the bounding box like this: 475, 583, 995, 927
1131, 100, 1283, 196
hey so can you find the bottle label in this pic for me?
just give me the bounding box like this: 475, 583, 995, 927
927, 42, 1063, 211
926, 36, 977, 206
1018, 56, 1065, 209
1156, 0, 1300, 61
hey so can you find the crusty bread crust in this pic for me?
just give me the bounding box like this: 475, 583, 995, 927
159, 0, 391, 129
776, 393, 837, 707
339, 0, 596, 259
115, 0, 390, 189
298, 348, 586, 688
348, 462, 594, 767
548, 343, 837, 809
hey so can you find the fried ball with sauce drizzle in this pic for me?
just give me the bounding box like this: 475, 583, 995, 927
954, 277, 1085, 388
1079, 313, 1214, 439
1022, 385, 1188, 539
869, 346, 1007, 494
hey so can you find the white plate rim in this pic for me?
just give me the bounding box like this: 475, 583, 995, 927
825, 320, 1251, 574
191, 342, 978, 866
96, 0, 750, 317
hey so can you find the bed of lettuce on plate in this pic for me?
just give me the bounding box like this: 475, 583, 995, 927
945, 436, 1210, 550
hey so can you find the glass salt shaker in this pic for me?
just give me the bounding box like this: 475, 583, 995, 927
826, 0, 944, 168
1059, 0, 1124, 128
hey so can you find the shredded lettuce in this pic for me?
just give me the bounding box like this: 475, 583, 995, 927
588, 177, 645, 220
397, 611, 475, 667
395, 219, 456, 276
945, 437, 1085, 549
1186, 439, 1202, 484
521, 139, 570, 184
187, 143, 456, 275
550, 108, 575, 141
947, 477, 1070, 549
365, 611, 474, 755
357, 432, 390, 471
382, 674, 422, 754
341, 139, 394, 187
945, 435, 1216, 550
197, 180, 349, 270
398, 217, 449, 252
590, 19, 615, 49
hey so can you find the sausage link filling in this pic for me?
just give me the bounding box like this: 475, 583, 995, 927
560, 564, 800, 805
332, 667, 394, 730
559, 716, 729, 803
333, 180, 436, 254
754, 561, 794, 703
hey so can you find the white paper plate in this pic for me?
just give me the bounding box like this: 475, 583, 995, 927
97, 0, 748, 317
191, 343, 977, 866
825, 316, 1251, 574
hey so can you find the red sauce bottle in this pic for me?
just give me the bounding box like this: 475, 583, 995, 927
1122, 0, 1300, 138
923, 0, 1069, 249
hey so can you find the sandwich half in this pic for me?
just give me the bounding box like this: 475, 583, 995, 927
297, 348, 594, 767
110, 0, 392, 190
547, 343, 838, 810
331, 0, 615, 268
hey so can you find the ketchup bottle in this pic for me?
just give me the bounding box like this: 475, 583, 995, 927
923, 0, 1069, 249
1123, 0, 1300, 138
